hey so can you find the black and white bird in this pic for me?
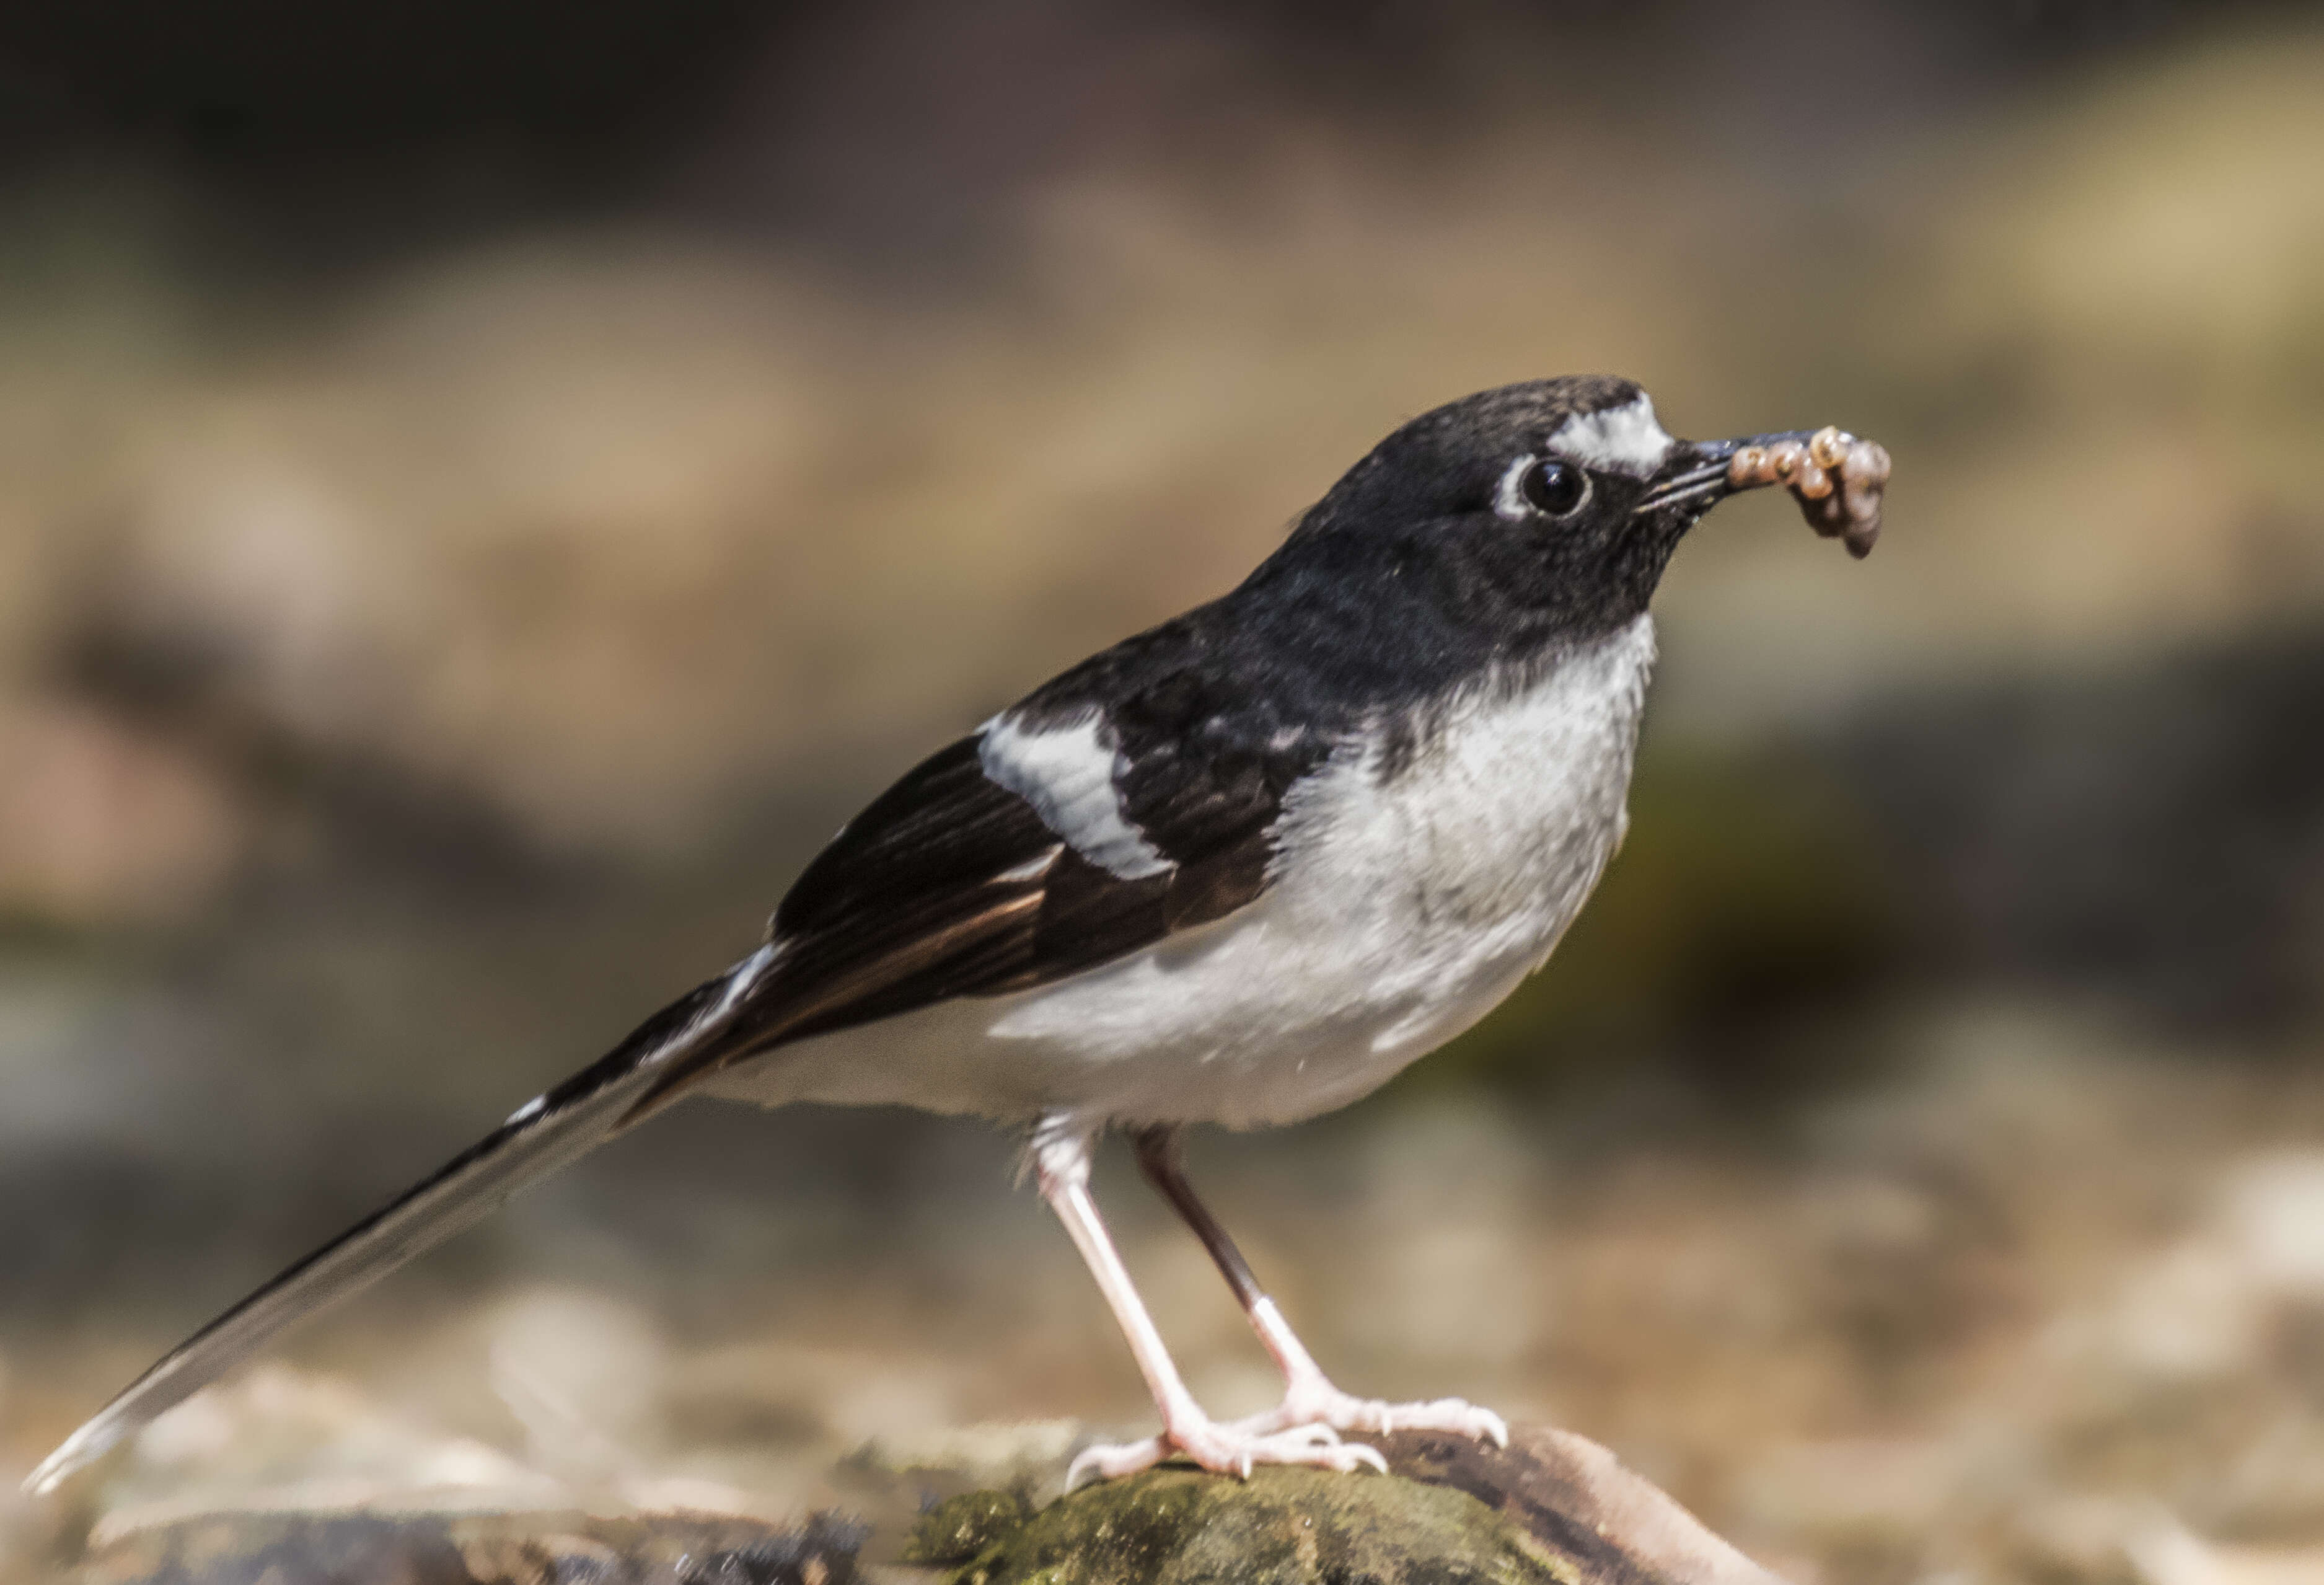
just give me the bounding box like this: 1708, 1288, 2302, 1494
27, 375, 1883, 1494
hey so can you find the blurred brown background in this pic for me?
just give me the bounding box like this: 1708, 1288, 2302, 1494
2, 1, 2323, 1579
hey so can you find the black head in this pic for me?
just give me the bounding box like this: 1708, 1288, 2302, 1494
1259, 375, 1821, 655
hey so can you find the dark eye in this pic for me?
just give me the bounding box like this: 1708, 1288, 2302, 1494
1521, 459, 1590, 518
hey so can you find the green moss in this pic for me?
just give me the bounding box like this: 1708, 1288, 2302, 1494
922, 1466, 1569, 1585
910, 1489, 1039, 1566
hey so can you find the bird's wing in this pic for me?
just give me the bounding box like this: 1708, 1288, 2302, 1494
24, 951, 777, 1495
632, 701, 1331, 1108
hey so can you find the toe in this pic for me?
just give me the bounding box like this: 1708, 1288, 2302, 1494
1398, 1397, 1508, 1446
1246, 1428, 1384, 1475
1065, 1435, 1169, 1490
1272, 1385, 1513, 1448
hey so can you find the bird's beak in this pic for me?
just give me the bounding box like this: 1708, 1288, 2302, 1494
1634, 426, 1890, 558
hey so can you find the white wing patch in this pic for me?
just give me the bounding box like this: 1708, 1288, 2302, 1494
979, 713, 1174, 881
1549, 394, 1673, 478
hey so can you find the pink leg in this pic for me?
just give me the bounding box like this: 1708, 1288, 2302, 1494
1132, 1126, 1509, 1449
1033, 1126, 1388, 1489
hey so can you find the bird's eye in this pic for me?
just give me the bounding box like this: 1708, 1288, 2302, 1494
1521, 459, 1590, 518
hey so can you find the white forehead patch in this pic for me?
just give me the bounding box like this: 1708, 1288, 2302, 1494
980, 711, 1174, 880
1547, 394, 1673, 479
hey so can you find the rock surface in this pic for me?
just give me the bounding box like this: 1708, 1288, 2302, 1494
903, 1426, 1784, 1585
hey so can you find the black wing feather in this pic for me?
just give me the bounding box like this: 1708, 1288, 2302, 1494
639, 629, 1340, 1103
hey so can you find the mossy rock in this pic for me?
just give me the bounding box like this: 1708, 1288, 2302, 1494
906, 1427, 1782, 1585
909, 1463, 1561, 1584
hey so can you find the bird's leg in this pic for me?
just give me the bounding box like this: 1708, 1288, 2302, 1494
1132, 1126, 1509, 1450
1033, 1123, 1388, 1488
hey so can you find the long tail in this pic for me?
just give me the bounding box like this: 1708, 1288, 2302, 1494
23, 943, 778, 1496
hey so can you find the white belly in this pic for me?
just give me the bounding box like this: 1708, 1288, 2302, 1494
711, 615, 1656, 1131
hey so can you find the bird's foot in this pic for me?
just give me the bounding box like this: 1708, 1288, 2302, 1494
1066, 1412, 1388, 1489
1234, 1375, 1510, 1447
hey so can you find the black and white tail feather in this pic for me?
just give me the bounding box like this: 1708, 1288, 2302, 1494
22, 945, 780, 1496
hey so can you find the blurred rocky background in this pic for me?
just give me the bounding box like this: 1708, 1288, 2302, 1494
2, 0, 2322, 1579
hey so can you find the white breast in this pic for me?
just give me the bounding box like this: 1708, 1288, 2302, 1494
719, 615, 1658, 1130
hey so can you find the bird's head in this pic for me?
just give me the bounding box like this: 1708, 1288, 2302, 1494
1279, 376, 1885, 647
